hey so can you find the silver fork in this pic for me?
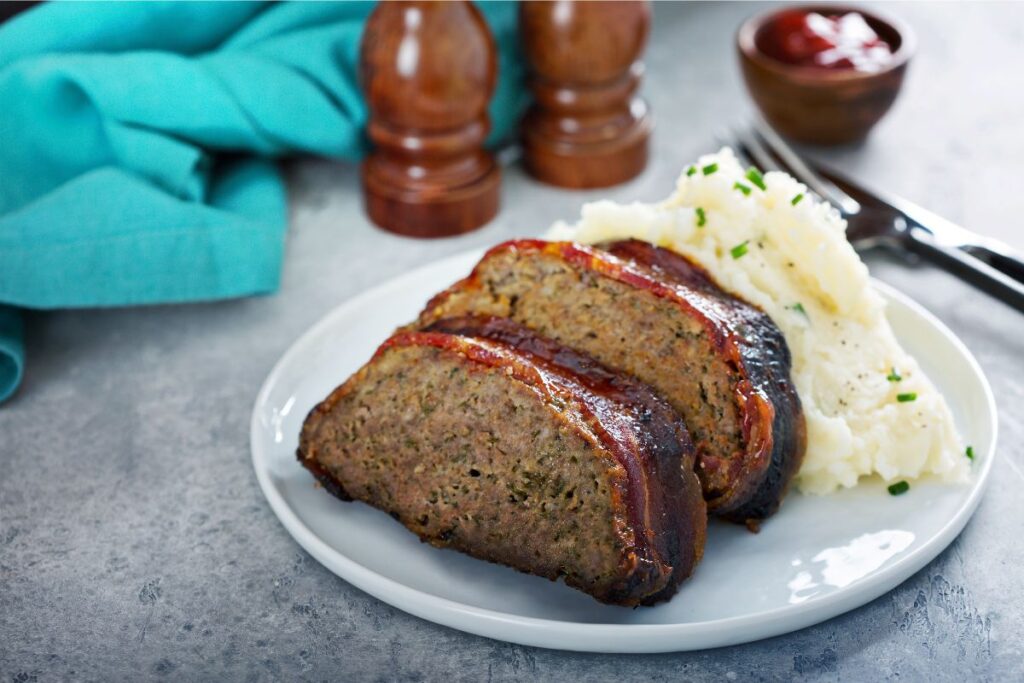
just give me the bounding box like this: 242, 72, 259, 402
719, 120, 1024, 312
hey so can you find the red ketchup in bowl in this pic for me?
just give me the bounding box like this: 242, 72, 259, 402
759, 10, 894, 72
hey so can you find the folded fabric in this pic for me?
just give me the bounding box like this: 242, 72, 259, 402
0, 1, 528, 403
0, 305, 23, 403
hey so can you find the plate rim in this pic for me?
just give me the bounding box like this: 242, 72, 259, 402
250, 249, 997, 653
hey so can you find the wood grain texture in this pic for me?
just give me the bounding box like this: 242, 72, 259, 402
520, 0, 653, 188
360, 1, 499, 237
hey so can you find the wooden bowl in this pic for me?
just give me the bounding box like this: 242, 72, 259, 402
737, 5, 915, 145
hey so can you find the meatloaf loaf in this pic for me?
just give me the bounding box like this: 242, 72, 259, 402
298, 315, 706, 606
416, 239, 806, 524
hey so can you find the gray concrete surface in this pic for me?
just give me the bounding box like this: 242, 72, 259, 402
2, 3, 1023, 681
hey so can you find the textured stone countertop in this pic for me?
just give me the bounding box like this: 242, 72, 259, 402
3, 2, 1023, 681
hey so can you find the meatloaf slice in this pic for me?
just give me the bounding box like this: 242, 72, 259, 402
298, 316, 705, 606
416, 239, 806, 524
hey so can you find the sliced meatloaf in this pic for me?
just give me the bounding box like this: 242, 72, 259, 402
416, 239, 806, 524
297, 316, 705, 606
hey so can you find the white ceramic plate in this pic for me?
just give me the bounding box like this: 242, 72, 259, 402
251, 248, 996, 653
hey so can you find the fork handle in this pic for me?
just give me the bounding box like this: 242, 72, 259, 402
905, 227, 1024, 312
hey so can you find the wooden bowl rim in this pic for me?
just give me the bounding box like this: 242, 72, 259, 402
737, 4, 916, 83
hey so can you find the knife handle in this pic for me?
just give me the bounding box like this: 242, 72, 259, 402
905, 227, 1024, 313
962, 243, 1024, 285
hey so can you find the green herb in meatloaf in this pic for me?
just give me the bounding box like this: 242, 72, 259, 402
308, 344, 633, 595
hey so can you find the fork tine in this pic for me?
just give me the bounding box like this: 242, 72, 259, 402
731, 144, 756, 172
712, 127, 754, 169
752, 119, 862, 215
732, 124, 784, 174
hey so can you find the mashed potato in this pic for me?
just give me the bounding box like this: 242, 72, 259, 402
547, 148, 968, 494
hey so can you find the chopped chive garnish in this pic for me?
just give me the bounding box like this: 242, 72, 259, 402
888, 481, 910, 496
886, 367, 902, 382
789, 302, 808, 318
791, 193, 804, 206
897, 392, 917, 403
695, 207, 707, 227
686, 165, 697, 177
733, 181, 752, 196
966, 446, 975, 460
730, 240, 750, 259
702, 163, 719, 176
745, 167, 766, 190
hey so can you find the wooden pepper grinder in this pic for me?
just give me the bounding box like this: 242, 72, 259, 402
360, 1, 500, 237
520, 1, 653, 189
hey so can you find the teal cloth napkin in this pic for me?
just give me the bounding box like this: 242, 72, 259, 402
0, 1, 527, 403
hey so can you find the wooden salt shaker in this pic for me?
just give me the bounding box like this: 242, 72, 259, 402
520, 1, 653, 189
360, 1, 500, 237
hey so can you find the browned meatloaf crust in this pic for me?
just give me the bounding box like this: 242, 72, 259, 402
416, 239, 806, 524
298, 316, 706, 606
